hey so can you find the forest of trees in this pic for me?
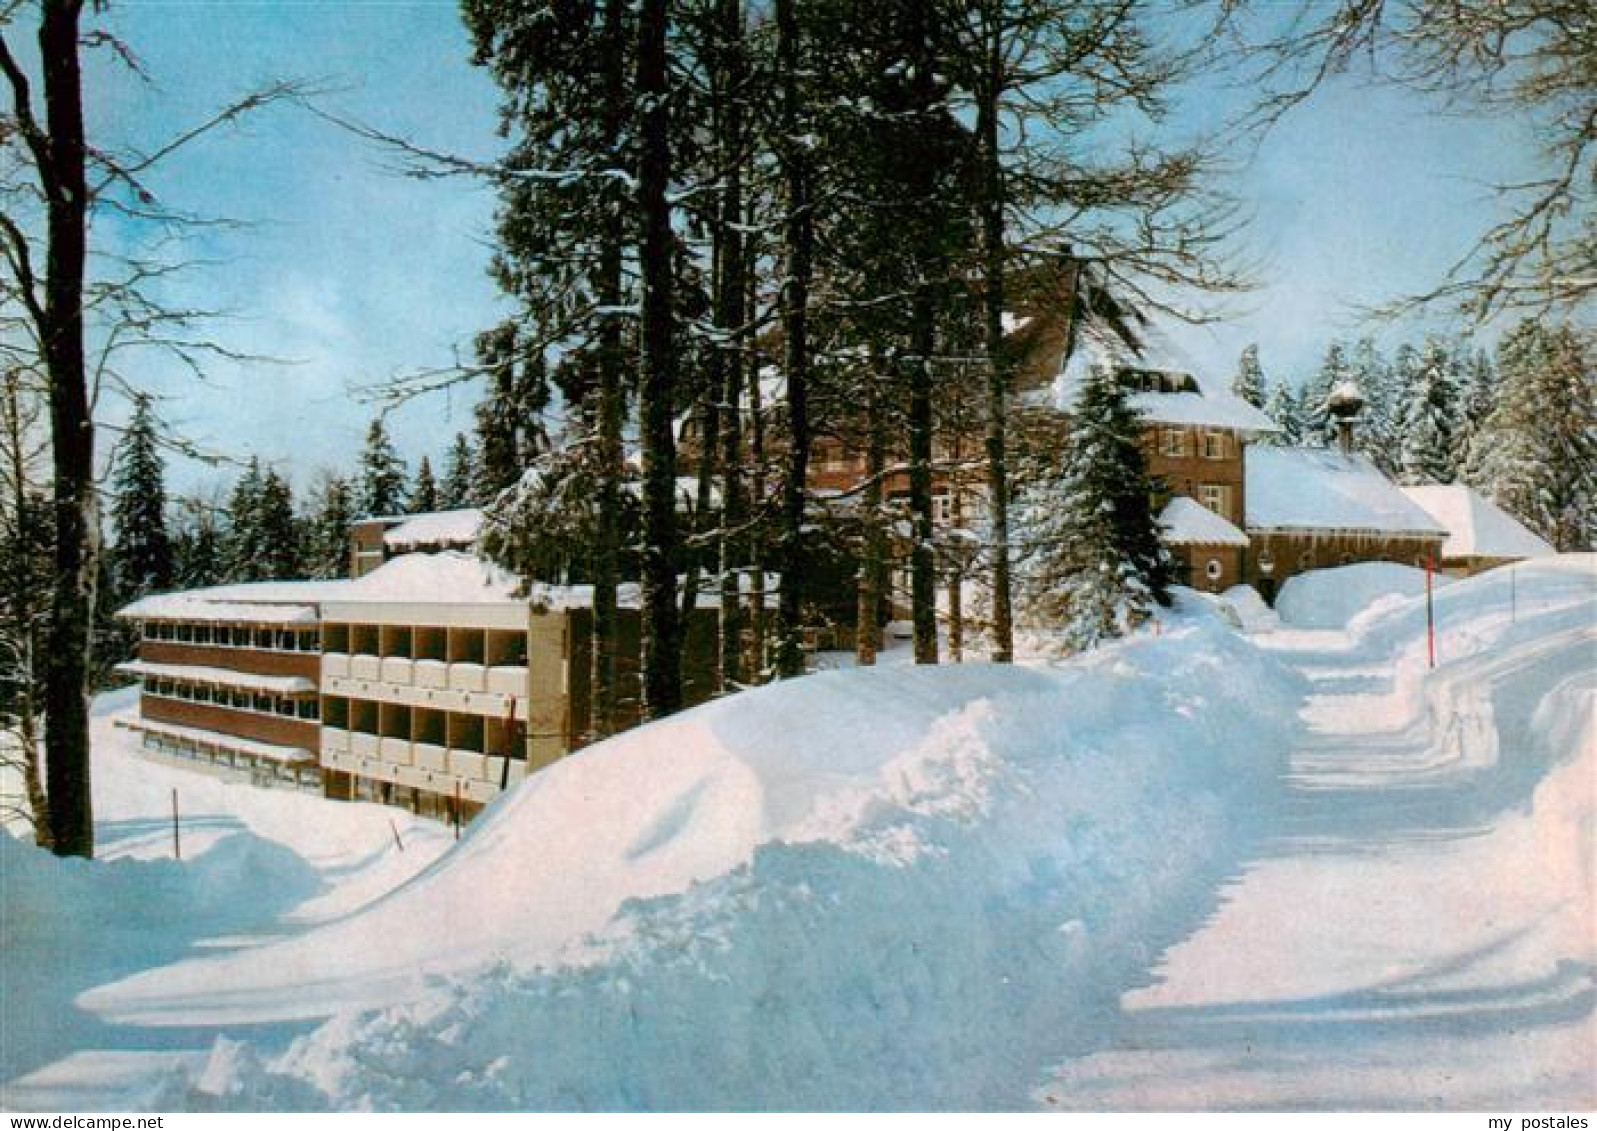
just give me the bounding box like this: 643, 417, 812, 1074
2, 0, 1590, 856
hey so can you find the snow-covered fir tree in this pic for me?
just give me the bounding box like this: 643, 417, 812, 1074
225, 457, 267, 582
1465, 321, 1595, 551
358, 417, 408, 518
257, 469, 301, 580
409, 456, 439, 514
1398, 336, 1458, 484
1260, 379, 1303, 445
171, 497, 225, 589
1302, 342, 1351, 447
1230, 343, 1266, 407
440, 433, 476, 509
1348, 337, 1399, 475
1015, 366, 1170, 653
109, 396, 173, 599
1451, 348, 1497, 473
474, 326, 551, 503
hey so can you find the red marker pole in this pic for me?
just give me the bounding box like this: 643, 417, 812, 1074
1425, 552, 1436, 669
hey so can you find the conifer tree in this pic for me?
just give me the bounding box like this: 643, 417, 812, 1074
1303, 342, 1351, 447
1452, 348, 1497, 473
474, 325, 550, 502
257, 469, 301, 580
1466, 321, 1595, 550
410, 456, 439, 514
226, 457, 267, 582
358, 417, 408, 518
1349, 337, 1399, 474
109, 396, 174, 600
1261, 380, 1303, 445
305, 474, 355, 579
1398, 337, 1458, 484
1231, 343, 1266, 407
1016, 366, 1170, 652
171, 496, 226, 589
440, 433, 476, 509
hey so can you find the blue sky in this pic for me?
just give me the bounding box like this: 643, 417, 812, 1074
83, 1, 1544, 495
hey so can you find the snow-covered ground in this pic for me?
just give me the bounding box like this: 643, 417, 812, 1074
3, 559, 1592, 1111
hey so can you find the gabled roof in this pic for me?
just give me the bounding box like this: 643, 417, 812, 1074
1245, 447, 1448, 537
382, 507, 484, 551
1020, 320, 1279, 434
1399, 485, 1555, 560
1159, 497, 1250, 547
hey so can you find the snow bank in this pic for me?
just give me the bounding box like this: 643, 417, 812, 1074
130, 615, 1302, 1110
1275, 562, 1449, 630
1220, 585, 1279, 632
0, 831, 322, 1084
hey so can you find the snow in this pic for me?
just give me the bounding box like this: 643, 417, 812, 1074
1035, 321, 1279, 434
1219, 584, 1280, 632
6, 558, 1594, 1111
380, 508, 484, 551
1, 689, 452, 1101
117, 592, 328, 625
1399, 484, 1556, 562
338, 551, 522, 604
117, 718, 315, 766
1246, 447, 1449, 536
1159, 496, 1250, 547
1040, 556, 1597, 1110
1274, 561, 1452, 631
114, 660, 316, 698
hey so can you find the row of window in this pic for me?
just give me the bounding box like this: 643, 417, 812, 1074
141, 733, 320, 792
141, 622, 320, 652
144, 678, 319, 720
1160, 429, 1233, 460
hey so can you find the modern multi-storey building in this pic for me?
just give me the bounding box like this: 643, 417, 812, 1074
116, 550, 718, 820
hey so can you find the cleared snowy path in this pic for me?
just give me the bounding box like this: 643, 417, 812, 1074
1041, 562, 1596, 1110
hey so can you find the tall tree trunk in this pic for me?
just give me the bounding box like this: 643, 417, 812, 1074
977, 17, 1014, 663
907, 304, 938, 665
588, 0, 627, 738
635, 0, 682, 718
37, 1, 95, 857
715, 0, 747, 690
947, 448, 964, 662
772, 0, 812, 680
906, 4, 939, 666
746, 309, 768, 677
2, 372, 50, 847
855, 359, 884, 665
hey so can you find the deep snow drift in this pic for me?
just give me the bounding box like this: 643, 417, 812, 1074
1275, 561, 1451, 631
54, 599, 1301, 1110
5, 559, 1591, 1112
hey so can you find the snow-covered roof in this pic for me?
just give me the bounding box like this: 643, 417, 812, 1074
118, 579, 355, 624
1024, 320, 1278, 433
116, 659, 317, 697
1159, 497, 1250, 547
120, 716, 316, 765
338, 551, 524, 604
382, 508, 484, 551
1245, 447, 1448, 537
1399, 485, 1555, 561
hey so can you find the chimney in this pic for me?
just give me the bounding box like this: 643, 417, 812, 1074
1326, 381, 1365, 456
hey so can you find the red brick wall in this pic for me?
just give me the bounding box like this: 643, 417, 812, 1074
142, 695, 319, 750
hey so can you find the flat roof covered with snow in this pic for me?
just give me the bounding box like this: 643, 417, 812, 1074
118, 579, 356, 624
382, 508, 484, 551
1159, 497, 1250, 547
1245, 447, 1448, 537
1399, 485, 1555, 561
